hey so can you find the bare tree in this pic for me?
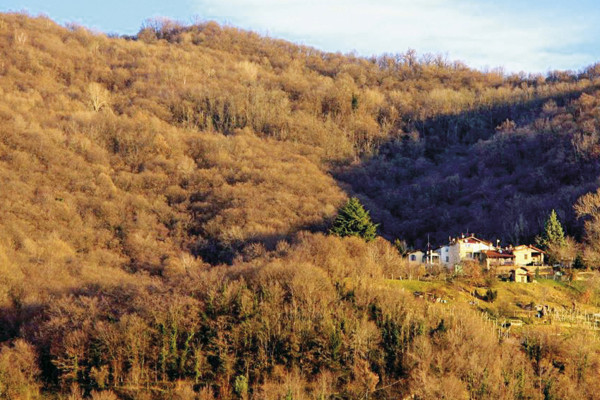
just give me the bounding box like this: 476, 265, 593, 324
87, 83, 110, 112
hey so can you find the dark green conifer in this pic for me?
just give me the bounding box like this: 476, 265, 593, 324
573, 253, 587, 270
539, 209, 566, 249
330, 197, 378, 241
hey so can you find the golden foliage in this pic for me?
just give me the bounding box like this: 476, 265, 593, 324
0, 12, 599, 399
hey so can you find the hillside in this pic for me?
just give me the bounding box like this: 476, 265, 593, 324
2, 12, 600, 399
340, 90, 600, 248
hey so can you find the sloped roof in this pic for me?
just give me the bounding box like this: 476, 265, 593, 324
514, 266, 537, 275
457, 235, 493, 246
513, 244, 546, 254
483, 250, 515, 259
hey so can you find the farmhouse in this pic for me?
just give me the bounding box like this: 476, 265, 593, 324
439, 234, 495, 267
512, 245, 545, 266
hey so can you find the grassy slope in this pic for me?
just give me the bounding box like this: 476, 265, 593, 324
385, 277, 600, 325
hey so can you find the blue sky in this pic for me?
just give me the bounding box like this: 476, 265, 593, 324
3, 0, 600, 73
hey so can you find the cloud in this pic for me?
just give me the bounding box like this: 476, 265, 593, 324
189, 0, 600, 73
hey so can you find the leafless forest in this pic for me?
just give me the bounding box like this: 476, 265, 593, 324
2, 13, 600, 399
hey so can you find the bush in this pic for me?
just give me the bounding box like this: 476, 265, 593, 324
233, 375, 249, 399
485, 288, 498, 303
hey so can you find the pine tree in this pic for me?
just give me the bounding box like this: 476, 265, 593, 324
539, 209, 566, 249
330, 197, 378, 241
573, 253, 587, 270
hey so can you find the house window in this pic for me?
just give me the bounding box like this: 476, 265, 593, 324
446, 256, 449, 262
411, 255, 416, 261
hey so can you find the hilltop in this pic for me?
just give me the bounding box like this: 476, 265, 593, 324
2, 12, 600, 399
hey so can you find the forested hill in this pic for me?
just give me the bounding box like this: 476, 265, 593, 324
135, 16, 600, 249
340, 89, 600, 248
3, 12, 600, 398
4, 13, 600, 254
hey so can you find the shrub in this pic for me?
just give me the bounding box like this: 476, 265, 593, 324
485, 288, 498, 303
233, 375, 248, 399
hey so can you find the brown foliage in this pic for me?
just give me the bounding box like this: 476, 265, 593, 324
0, 340, 41, 399
1, 12, 600, 399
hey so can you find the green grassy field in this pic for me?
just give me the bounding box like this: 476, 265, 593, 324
384, 277, 600, 329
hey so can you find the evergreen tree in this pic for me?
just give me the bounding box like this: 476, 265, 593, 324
573, 253, 587, 270
330, 197, 378, 241
539, 209, 566, 249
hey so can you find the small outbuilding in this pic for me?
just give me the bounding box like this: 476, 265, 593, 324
512, 267, 530, 283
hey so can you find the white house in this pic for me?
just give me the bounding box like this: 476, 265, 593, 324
440, 234, 495, 267
407, 250, 425, 264
436, 245, 451, 265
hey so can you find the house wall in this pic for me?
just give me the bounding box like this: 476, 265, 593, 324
515, 273, 528, 283
448, 243, 461, 266
456, 240, 493, 264
408, 251, 425, 264
514, 249, 532, 266
442, 239, 494, 268
513, 268, 529, 283
438, 246, 451, 266
514, 248, 544, 266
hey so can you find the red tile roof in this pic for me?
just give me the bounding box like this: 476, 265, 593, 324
458, 235, 493, 246
482, 250, 515, 259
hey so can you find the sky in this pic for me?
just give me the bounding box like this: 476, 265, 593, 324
2, 0, 600, 73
